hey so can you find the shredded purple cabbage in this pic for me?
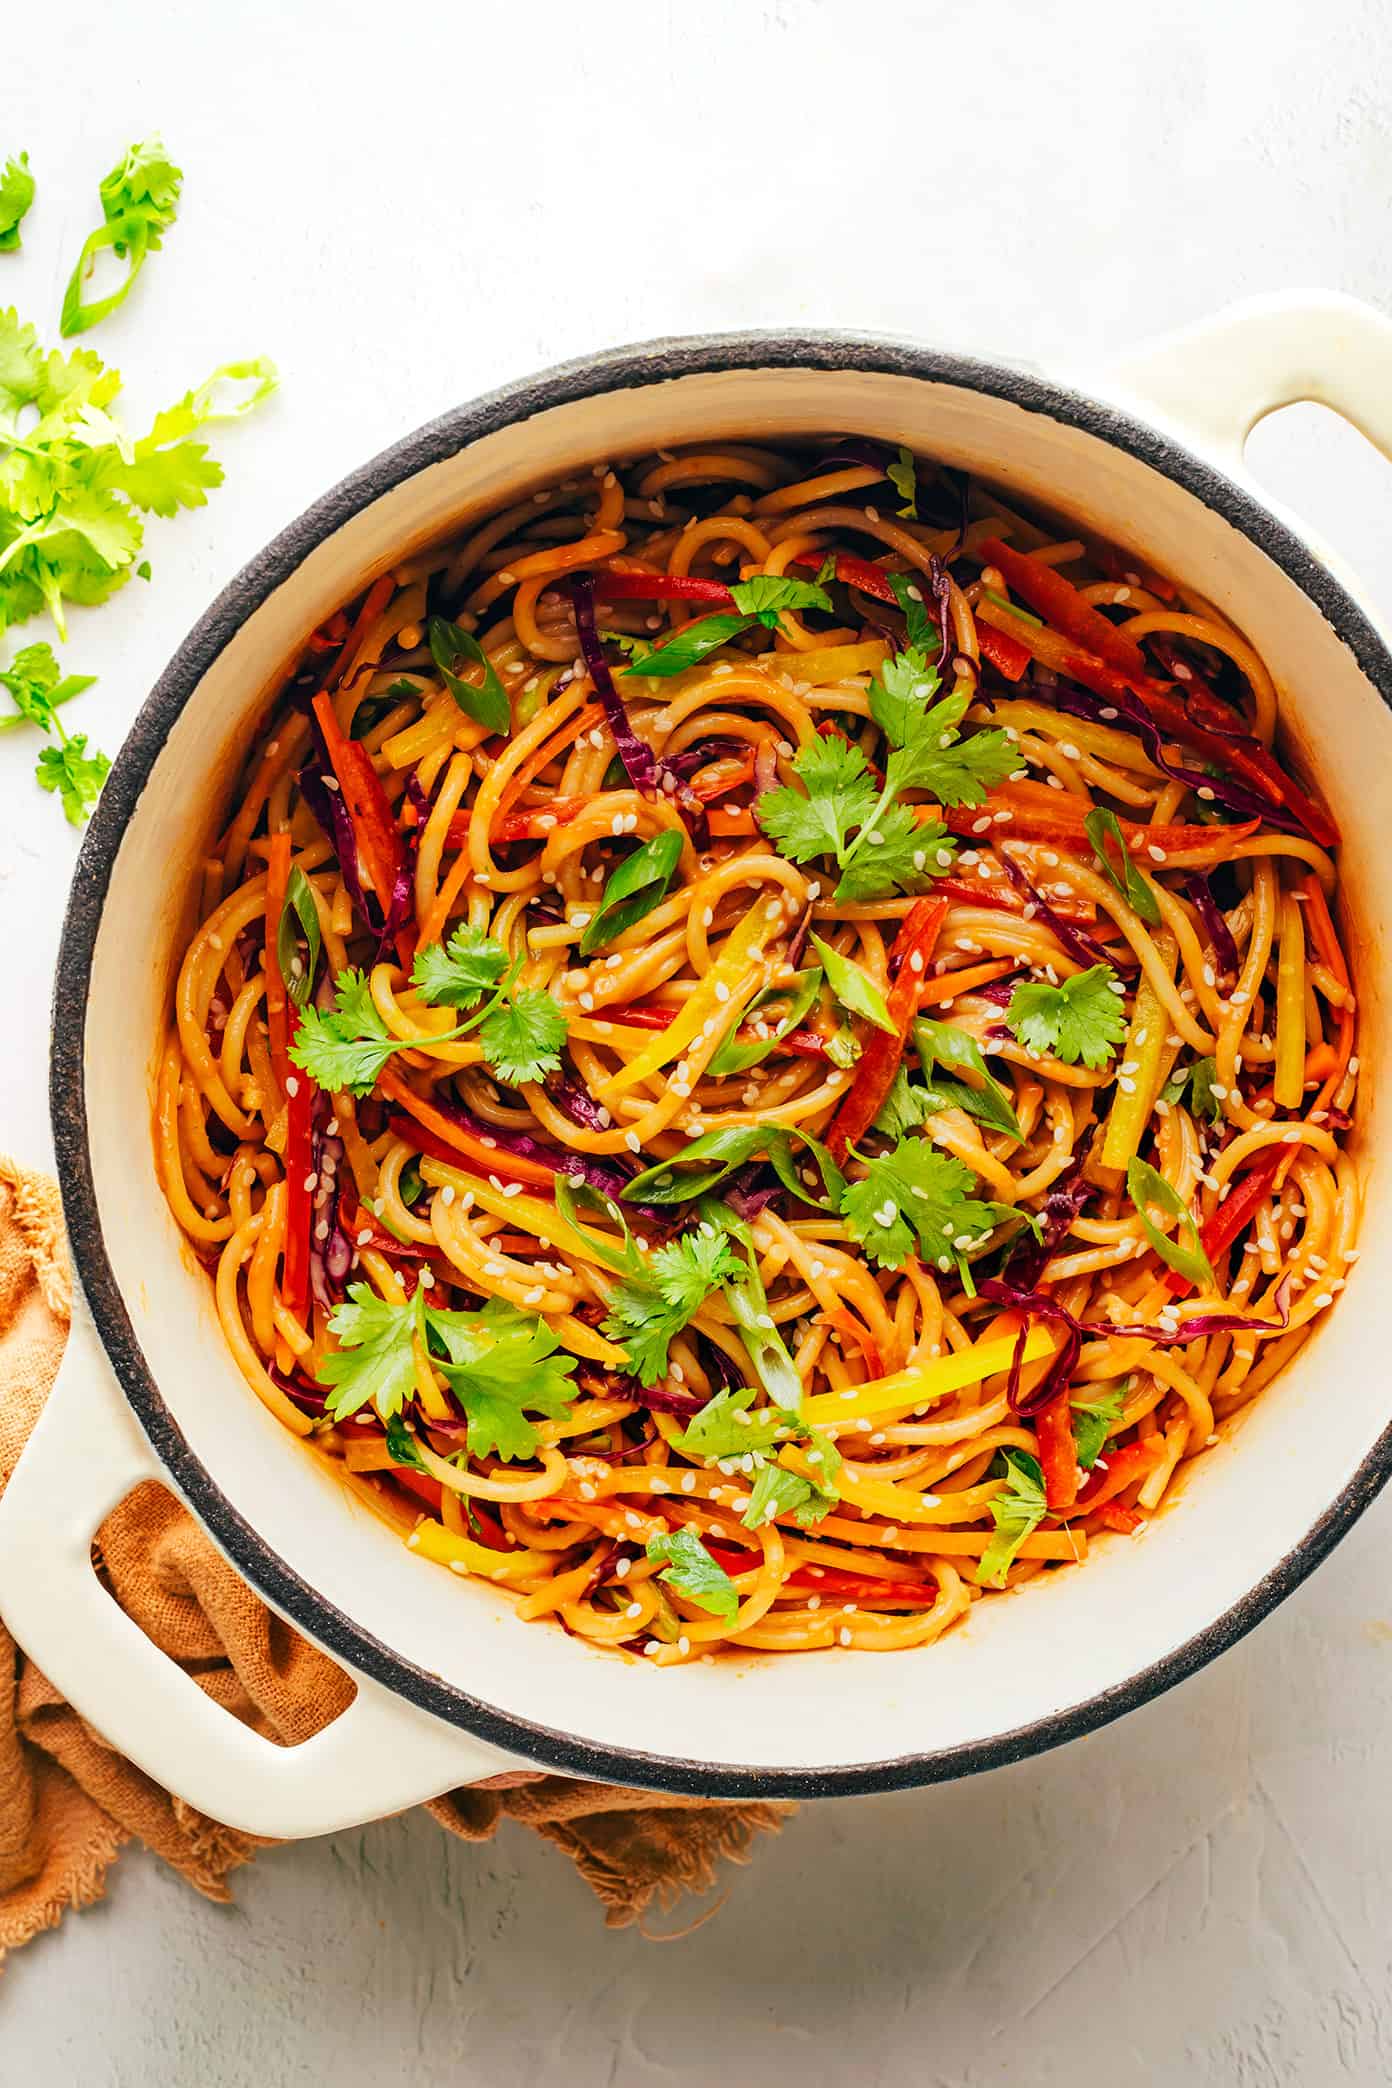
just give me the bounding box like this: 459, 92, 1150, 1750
1004, 1127, 1097, 1291
1042, 670, 1307, 835
814, 439, 894, 474
996, 847, 1123, 973
267, 1362, 330, 1413
571, 575, 662, 795
1186, 872, 1239, 980
662, 735, 743, 780
723, 1163, 781, 1222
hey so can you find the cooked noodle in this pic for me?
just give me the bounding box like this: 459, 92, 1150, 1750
156, 438, 1360, 1664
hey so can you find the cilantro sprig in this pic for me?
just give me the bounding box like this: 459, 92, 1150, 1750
600, 1224, 743, 1386
757, 633, 1014, 902
289, 926, 567, 1095
976, 1449, 1046, 1587
321, 1285, 576, 1456
60, 139, 183, 337
619, 576, 831, 679
839, 1137, 1024, 1276
1005, 965, 1127, 1069
0, 640, 108, 821
645, 1530, 738, 1621
0, 154, 35, 253
1071, 1381, 1127, 1471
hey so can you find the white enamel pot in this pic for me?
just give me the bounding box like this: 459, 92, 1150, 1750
3, 292, 1391, 1838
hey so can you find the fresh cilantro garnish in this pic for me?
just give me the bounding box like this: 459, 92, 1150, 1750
757, 626, 1012, 903
1084, 806, 1161, 925
645, 1530, 738, 1621
0, 306, 274, 647
600, 1224, 743, 1385
1006, 965, 1127, 1069
1071, 1381, 1127, 1471
60, 139, 183, 337
673, 1385, 797, 1460
839, 1138, 1022, 1274
0, 154, 34, 253
887, 445, 918, 518
428, 616, 509, 736
810, 934, 895, 1033
1161, 1055, 1223, 1124
0, 641, 96, 732
411, 922, 510, 1009
384, 1409, 427, 1470
292, 937, 568, 1094
36, 730, 109, 824
429, 1296, 577, 1460
888, 571, 937, 654
742, 1458, 838, 1530
320, 1285, 576, 1454
976, 1449, 1047, 1588
620, 576, 831, 679
579, 829, 682, 955
1126, 1157, 1215, 1290
276, 865, 322, 1008
478, 989, 568, 1085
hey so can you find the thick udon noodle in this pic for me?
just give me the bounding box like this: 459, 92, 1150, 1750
157, 439, 1359, 1664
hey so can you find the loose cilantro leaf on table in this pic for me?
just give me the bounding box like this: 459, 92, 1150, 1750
646, 1530, 738, 1621
60, 138, 183, 337
0, 641, 95, 732
1005, 965, 1127, 1069
976, 1449, 1047, 1587
839, 1138, 1023, 1274
0, 154, 35, 252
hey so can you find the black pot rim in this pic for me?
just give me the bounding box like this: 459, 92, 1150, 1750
50, 327, 1392, 1801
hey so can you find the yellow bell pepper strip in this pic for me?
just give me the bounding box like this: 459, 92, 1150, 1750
802, 1322, 1057, 1428
592, 892, 789, 1106
406, 1518, 548, 1583
1099, 927, 1178, 1174
1273, 890, 1308, 1109
777, 638, 890, 686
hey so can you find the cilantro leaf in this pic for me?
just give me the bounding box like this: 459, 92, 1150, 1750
0, 641, 95, 732
579, 829, 682, 955
0, 154, 35, 253
810, 934, 895, 1033
741, 1441, 841, 1530
289, 968, 399, 1094
872, 1067, 934, 1140
319, 1283, 425, 1422
1085, 807, 1161, 925
477, 988, 567, 1085
757, 733, 879, 864
888, 571, 938, 656
840, 1138, 1022, 1273
645, 1530, 738, 1621
728, 575, 831, 624
887, 445, 918, 518
412, 923, 510, 1010
1006, 965, 1127, 1069
1071, 1381, 1127, 1471
1161, 1055, 1223, 1124
868, 648, 948, 747
35, 731, 109, 823
673, 1385, 798, 1461
832, 801, 954, 905
61, 139, 183, 337
601, 1224, 743, 1385
384, 1410, 428, 1469
976, 1449, 1047, 1587
1126, 1157, 1215, 1290
430, 1297, 577, 1461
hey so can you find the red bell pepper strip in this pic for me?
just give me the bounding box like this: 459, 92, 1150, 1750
263, 830, 292, 1091
380, 1077, 560, 1190
1088, 539, 1178, 603
311, 689, 414, 966
603, 1000, 829, 1061
388, 1466, 445, 1513
1096, 1502, 1143, 1535
1075, 1437, 1162, 1513
792, 548, 899, 605
977, 536, 1149, 680
589, 570, 736, 606
1164, 1148, 1282, 1299
281, 1041, 316, 1319
941, 780, 1258, 858
337, 1192, 429, 1261
1034, 1388, 1079, 1513
699, 1543, 939, 1602
827, 897, 950, 1162
976, 621, 1031, 681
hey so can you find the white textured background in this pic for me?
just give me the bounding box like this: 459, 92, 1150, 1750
5, 3, 1392, 2080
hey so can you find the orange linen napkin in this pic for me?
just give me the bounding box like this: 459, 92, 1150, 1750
0, 1157, 788, 1962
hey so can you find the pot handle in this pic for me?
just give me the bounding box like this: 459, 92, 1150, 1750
0, 1289, 527, 1838
1083, 289, 1392, 469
